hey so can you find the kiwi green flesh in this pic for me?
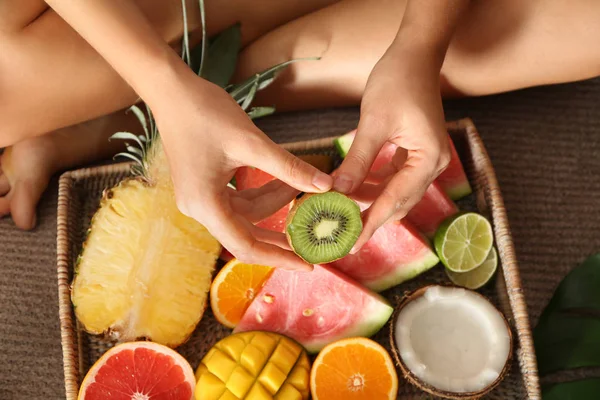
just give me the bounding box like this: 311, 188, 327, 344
287, 192, 362, 264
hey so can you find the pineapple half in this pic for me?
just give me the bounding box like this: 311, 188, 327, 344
71, 139, 222, 348
70, 4, 318, 348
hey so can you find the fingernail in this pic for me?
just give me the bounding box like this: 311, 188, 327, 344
333, 175, 353, 193
312, 173, 333, 192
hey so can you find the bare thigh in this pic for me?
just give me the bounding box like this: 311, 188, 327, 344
0, 0, 339, 147
235, 0, 600, 111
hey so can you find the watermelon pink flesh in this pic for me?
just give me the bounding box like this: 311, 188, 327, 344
233, 264, 393, 353
334, 131, 472, 200
329, 219, 439, 292
405, 181, 459, 238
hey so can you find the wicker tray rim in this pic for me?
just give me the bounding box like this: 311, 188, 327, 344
56, 117, 541, 399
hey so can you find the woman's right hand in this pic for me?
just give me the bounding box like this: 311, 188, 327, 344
153, 74, 333, 271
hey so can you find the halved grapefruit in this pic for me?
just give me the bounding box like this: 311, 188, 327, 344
78, 341, 195, 400
210, 259, 274, 329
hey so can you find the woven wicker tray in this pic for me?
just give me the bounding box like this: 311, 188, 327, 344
56, 118, 541, 399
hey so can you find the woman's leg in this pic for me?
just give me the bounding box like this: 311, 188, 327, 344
0, 0, 340, 229
0, 0, 340, 147
234, 0, 600, 111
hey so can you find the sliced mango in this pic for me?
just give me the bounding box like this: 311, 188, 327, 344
195, 332, 310, 400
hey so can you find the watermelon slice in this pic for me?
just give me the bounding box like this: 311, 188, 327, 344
329, 220, 439, 292
405, 181, 458, 238
233, 264, 393, 353
333, 131, 472, 200
436, 138, 472, 200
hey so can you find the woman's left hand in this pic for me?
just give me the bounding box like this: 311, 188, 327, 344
332, 42, 451, 252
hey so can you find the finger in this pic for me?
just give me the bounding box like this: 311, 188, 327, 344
188, 196, 312, 271
332, 117, 388, 194
246, 223, 291, 250
0, 174, 10, 196
241, 136, 333, 194
352, 153, 436, 253
232, 183, 298, 224
234, 179, 298, 202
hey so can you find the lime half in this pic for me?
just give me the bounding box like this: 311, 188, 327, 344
446, 247, 498, 289
434, 212, 494, 273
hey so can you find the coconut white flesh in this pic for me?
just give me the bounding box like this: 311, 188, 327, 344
394, 286, 510, 394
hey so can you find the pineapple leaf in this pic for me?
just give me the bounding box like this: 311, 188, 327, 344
110, 132, 145, 151
197, 0, 207, 77
126, 145, 144, 159
240, 78, 259, 111
228, 57, 319, 102
126, 105, 150, 140
180, 0, 191, 65
247, 106, 276, 120
145, 104, 155, 138
196, 24, 241, 87
114, 152, 143, 166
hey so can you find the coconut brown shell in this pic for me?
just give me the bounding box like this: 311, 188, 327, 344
389, 285, 513, 400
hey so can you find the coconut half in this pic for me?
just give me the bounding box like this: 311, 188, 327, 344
389, 285, 512, 399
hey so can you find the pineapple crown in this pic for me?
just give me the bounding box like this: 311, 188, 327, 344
111, 0, 318, 178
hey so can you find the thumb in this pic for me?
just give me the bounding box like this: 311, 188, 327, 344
246, 138, 333, 194
333, 117, 388, 194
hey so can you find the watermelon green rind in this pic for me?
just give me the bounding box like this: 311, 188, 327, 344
333, 133, 354, 158
445, 181, 472, 201
302, 299, 393, 354
365, 251, 440, 292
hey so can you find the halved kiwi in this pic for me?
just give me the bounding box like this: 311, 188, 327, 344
285, 191, 362, 264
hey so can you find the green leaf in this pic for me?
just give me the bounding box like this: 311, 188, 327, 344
126, 106, 149, 140
114, 152, 143, 166
247, 106, 275, 120
110, 132, 145, 150
534, 313, 600, 376
228, 57, 319, 102
539, 254, 600, 323
195, 24, 241, 87
180, 0, 191, 65
197, 0, 207, 77
240, 79, 259, 111
543, 379, 600, 400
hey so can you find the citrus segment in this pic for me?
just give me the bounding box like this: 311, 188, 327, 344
310, 337, 398, 400
210, 260, 274, 329
195, 331, 311, 400
446, 247, 498, 289
78, 341, 195, 400
434, 212, 494, 273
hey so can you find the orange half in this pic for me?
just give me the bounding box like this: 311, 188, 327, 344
310, 337, 399, 400
210, 259, 274, 329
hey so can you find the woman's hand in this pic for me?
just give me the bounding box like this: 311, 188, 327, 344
154, 76, 333, 271
333, 0, 469, 251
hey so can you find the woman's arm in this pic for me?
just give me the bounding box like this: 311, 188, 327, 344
336, 0, 470, 251
44, 0, 332, 270
43, 0, 195, 106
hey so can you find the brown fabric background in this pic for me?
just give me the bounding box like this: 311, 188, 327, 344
1, 77, 599, 399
